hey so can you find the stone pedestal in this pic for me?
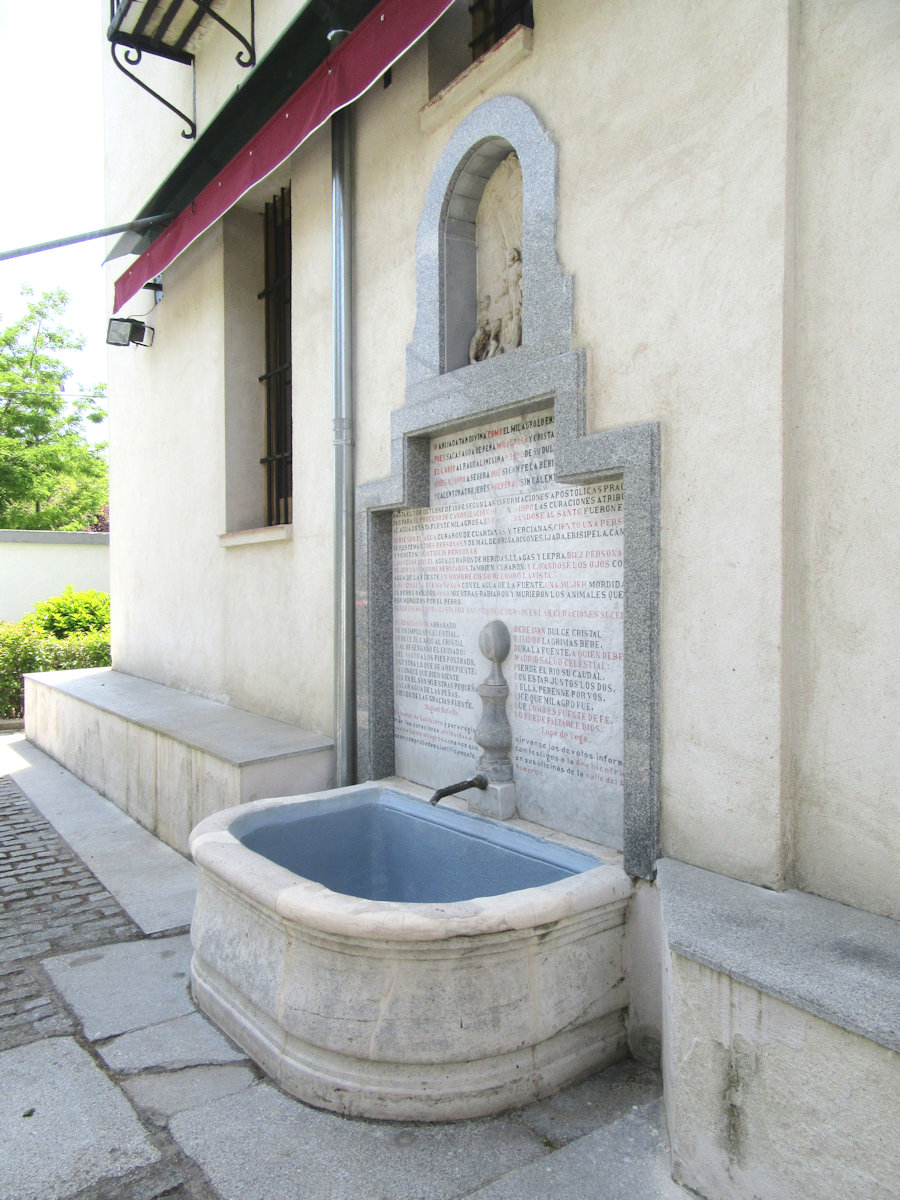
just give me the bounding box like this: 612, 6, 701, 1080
470, 780, 517, 820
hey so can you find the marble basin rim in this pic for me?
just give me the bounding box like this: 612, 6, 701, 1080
188, 781, 634, 1121
189, 783, 630, 939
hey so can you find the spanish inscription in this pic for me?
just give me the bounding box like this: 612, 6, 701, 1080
392, 408, 625, 846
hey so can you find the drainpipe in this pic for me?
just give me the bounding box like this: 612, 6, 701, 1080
331, 98, 356, 786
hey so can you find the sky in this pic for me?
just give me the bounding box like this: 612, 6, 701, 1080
0, 1, 110, 439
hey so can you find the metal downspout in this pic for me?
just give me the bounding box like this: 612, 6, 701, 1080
332, 103, 356, 786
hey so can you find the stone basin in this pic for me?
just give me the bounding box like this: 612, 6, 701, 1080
189, 784, 633, 1120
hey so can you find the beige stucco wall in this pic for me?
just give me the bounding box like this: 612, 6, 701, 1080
786, 0, 900, 920
108, 224, 227, 697
356, 0, 793, 888
664, 955, 900, 1200
554, 0, 790, 888
108, 135, 334, 735
103, 0, 899, 912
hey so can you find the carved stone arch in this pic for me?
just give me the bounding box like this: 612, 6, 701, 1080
407, 96, 573, 385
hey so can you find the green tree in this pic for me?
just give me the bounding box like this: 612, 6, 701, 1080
0, 288, 108, 530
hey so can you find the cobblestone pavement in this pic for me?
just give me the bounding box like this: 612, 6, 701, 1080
0, 775, 220, 1200
0, 775, 141, 1051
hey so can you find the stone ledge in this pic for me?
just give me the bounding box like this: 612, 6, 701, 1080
218, 524, 292, 548
0, 529, 109, 545
419, 25, 534, 134
657, 858, 900, 1052
25, 668, 330, 766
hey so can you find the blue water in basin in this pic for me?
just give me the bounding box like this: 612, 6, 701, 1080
232, 788, 600, 904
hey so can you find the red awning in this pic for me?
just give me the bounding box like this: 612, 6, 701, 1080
114, 0, 453, 313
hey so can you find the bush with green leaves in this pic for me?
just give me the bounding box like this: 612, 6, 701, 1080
0, 588, 111, 719
31, 585, 110, 639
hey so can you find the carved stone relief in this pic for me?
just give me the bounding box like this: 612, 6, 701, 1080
469, 151, 523, 362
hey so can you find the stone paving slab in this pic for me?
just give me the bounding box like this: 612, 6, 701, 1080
98, 1012, 248, 1073
0, 774, 139, 963
514, 1058, 665, 1147
43, 934, 195, 1041
464, 1101, 691, 1200
121, 1064, 258, 1122
1, 734, 196, 935
0, 1036, 160, 1200
0, 768, 227, 1200
168, 1081, 549, 1200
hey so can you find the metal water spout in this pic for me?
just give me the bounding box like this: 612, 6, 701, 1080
429, 774, 488, 806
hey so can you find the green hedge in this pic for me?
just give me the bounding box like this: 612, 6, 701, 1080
0, 591, 111, 720
31, 585, 111, 639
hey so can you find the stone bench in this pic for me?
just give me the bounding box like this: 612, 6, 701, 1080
657, 858, 900, 1199
25, 668, 334, 856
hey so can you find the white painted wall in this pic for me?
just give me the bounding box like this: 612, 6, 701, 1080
0, 532, 110, 623
101, 0, 900, 916
107, 132, 335, 735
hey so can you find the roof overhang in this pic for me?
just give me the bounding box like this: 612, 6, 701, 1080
113, 0, 453, 313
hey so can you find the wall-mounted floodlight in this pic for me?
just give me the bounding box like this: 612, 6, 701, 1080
106, 317, 154, 348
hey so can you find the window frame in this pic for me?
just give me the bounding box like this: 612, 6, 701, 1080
258, 185, 293, 527
468, 0, 533, 61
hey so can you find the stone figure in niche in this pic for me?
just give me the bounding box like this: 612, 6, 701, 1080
500, 247, 522, 352
469, 151, 523, 364
468, 297, 492, 363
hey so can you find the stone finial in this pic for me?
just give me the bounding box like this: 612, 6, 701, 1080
472, 620, 516, 819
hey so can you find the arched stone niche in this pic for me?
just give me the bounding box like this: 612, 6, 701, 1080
407, 95, 573, 384
445, 140, 522, 369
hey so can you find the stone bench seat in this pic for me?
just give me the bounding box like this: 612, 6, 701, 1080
25, 668, 334, 855
658, 857, 900, 1054
657, 858, 900, 1198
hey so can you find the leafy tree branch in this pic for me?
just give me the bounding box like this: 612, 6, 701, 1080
0, 288, 108, 530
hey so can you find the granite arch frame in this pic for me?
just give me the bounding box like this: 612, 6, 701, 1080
356, 96, 660, 878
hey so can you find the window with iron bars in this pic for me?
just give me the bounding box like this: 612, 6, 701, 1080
259, 186, 292, 526
469, 0, 533, 61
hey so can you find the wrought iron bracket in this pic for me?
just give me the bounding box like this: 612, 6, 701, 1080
111, 42, 197, 140
108, 1, 256, 140
193, 0, 256, 68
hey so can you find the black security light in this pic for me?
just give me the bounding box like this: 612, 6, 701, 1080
106, 317, 155, 348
